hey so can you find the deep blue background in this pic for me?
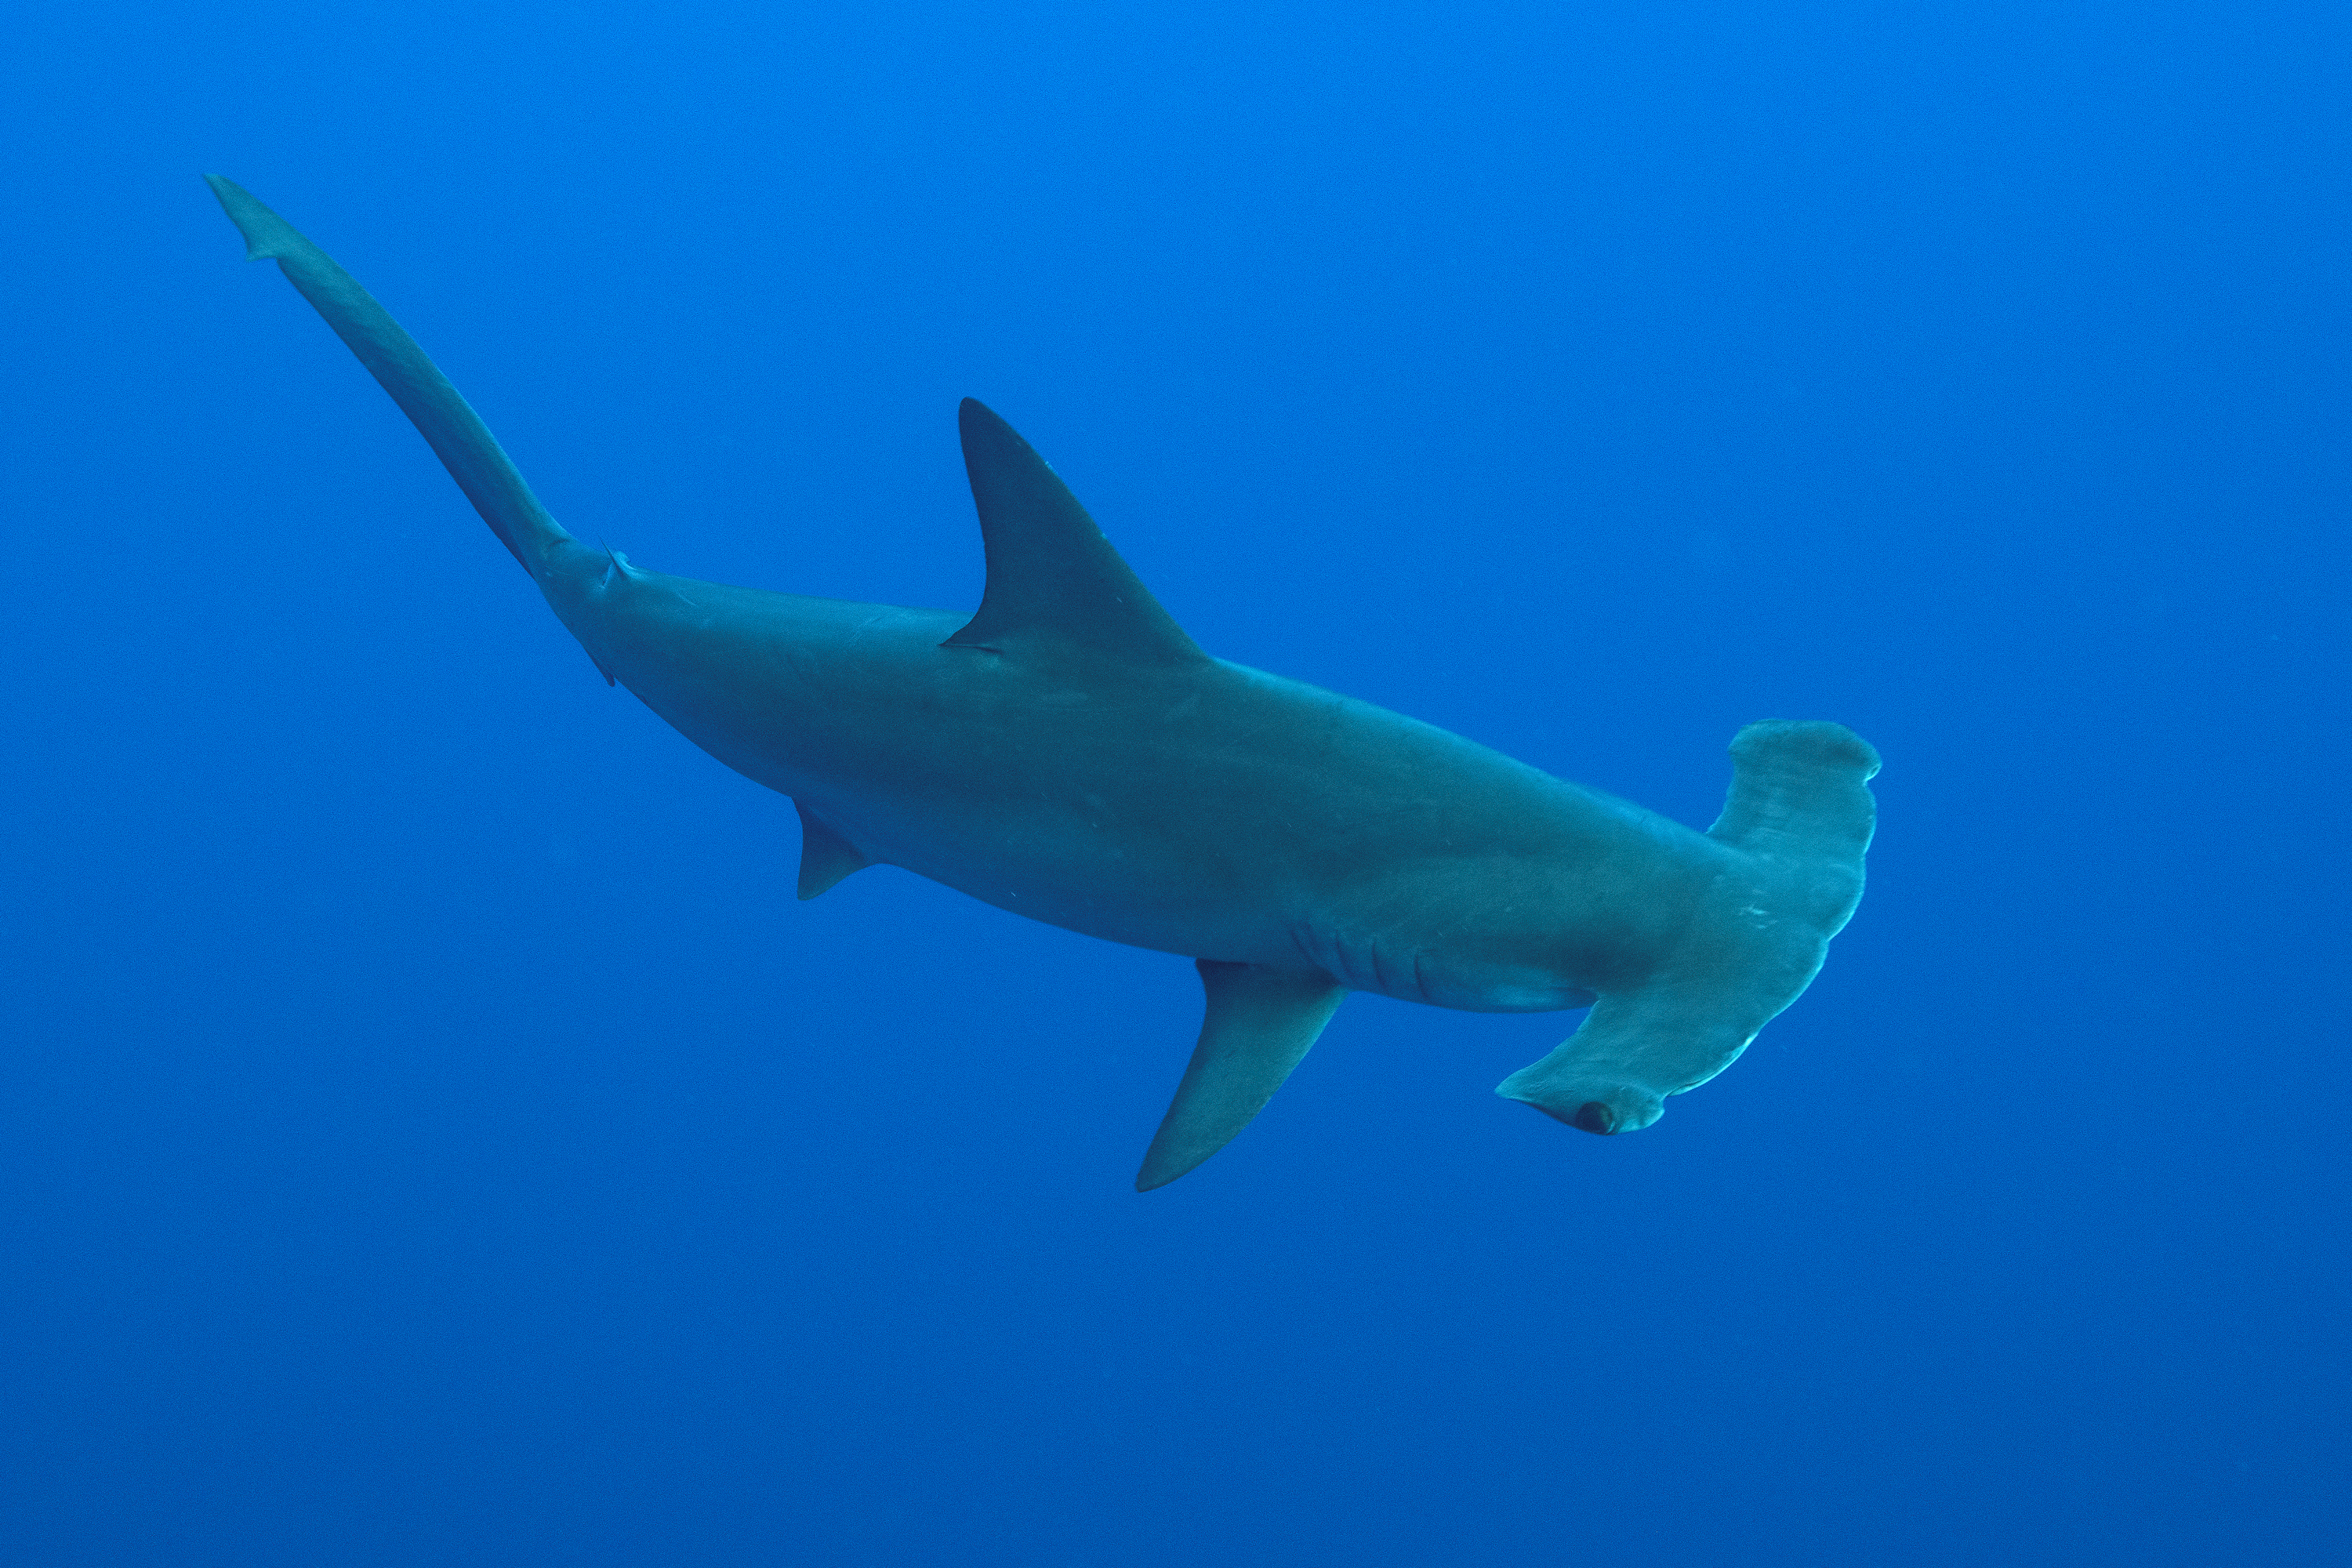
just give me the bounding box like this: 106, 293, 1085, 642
4, 2, 2346, 1562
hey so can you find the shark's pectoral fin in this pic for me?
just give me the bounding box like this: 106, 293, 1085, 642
1136, 960, 1346, 1192
946, 400, 1207, 667
793, 802, 871, 900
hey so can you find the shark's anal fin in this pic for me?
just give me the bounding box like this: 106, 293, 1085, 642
946, 400, 1207, 666
794, 802, 871, 900
1136, 960, 1347, 1192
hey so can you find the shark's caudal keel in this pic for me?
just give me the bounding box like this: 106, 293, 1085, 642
207, 176, 1881, 1190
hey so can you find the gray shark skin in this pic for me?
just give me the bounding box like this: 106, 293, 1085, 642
205, 176, 1880, 1191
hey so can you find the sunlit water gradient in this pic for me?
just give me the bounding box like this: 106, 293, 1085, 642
3, 3, 2345, 1562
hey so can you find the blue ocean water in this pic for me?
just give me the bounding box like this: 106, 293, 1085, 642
4, 2, 2345, 1562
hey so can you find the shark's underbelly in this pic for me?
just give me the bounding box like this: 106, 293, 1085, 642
583, 581, 1804, 1029
817, 788, 1608, 1013
591, 594, 1708, 1012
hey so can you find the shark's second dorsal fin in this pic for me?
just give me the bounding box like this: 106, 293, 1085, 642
945, 401, 1206, 666
795, 801, 871, 900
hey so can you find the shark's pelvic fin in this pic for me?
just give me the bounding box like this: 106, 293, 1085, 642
794, 802, 872, 900
945, 400, 1206, 666
204, 176, 573, 575
1136, 960, 1346, 1192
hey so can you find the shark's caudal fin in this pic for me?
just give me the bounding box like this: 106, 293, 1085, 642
946, 400, 1206, 666
1137, 960, 1346, 1191
205, 176, 573, 575
1497, 720, 1880, 1137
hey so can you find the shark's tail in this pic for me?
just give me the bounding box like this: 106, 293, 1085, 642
205, 176, 574, 575
1497, 720, 1879, 1136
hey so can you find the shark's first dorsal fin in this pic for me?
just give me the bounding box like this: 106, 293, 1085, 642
946, 400, 1206, 666
794, 801, 872, 900
1135, 960, 1347, 1191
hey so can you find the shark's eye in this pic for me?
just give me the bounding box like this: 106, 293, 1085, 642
1570, 1101, 1618, 1135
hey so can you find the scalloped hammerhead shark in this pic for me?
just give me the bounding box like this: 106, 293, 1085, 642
207, 176, 1880, 1191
